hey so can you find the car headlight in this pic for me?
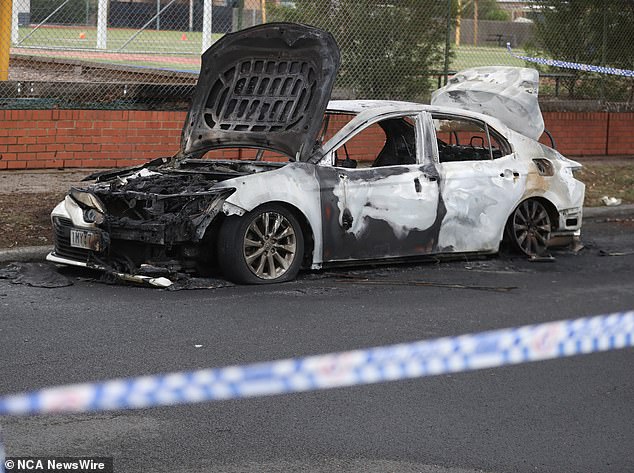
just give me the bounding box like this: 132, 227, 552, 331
83, 208, 105, 224
69, 188, 106, 213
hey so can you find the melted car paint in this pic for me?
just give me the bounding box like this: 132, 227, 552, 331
437, 159, 527, 252
431, 66, 544, 141
219, 162, 325, 260
317, 166, 447, 261
331, 168, 440, 239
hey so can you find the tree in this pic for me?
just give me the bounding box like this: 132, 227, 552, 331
531, 0, 634, 100
269, 0, 450, 101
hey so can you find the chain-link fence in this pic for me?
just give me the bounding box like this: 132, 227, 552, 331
1, 0, 634, 109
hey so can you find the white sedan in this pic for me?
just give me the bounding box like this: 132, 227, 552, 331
47, 23, 585, 285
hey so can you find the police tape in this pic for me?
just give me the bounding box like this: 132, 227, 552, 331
0, 311, 632, 418
506, 43, 634, 77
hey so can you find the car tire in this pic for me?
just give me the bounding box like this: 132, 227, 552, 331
505, 199, 552, 257
218, 204, 305, 284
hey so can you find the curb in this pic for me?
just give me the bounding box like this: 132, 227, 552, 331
583, 204, 634, 220
0, 246, 52, 264
0, 205, 633, 265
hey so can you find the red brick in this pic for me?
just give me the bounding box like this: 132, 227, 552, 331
7, 161, 27, 169
56, 120, 75, 129
75, 120, 94, 130
80, 159, 117, 168
34, 110, 53, 120
54, 135, 80, 144
37, 159, 65, 168
31, 129, 49, 137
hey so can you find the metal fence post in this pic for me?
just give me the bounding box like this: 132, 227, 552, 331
96, 0, 108, 49
0, 0, 13, 81
202, 0, 213, 53
10, 0, 20, 44
443, 0, 452, 86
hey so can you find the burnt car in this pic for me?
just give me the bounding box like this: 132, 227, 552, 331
47, 23, 585, 286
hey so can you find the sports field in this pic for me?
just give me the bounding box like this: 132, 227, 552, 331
16, 26, 221, 55
13, 26, 527, 73
451, 45, 526, 70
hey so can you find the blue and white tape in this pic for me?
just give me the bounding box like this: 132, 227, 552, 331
0, 311, 632, 417
507, 43, 634, 77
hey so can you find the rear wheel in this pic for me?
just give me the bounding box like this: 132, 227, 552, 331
218, 204, 304, 284
506, 199, 552, 257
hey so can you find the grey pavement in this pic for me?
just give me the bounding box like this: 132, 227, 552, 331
0, 168, 105, 194
1, 218, 633, 473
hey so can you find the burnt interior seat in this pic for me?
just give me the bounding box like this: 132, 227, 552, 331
372, 118, 416, 167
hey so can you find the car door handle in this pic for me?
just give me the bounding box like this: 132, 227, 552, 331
500, 170, 520, 178
414, 178, 422, 192
342, 208, 353, 230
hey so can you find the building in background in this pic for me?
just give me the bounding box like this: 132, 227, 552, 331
497, 0, 533, 21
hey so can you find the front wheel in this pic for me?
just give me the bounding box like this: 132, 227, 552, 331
218, 205, 305, 284
506, 199, 552, 257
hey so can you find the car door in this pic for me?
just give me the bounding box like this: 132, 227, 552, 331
317, 111, 446, 262
433, 114, 526, 253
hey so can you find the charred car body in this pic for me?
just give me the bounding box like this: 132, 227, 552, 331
48, 23, 585, 285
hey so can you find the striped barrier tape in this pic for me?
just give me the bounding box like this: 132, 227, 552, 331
507, 43, 634, 77
0, 310, 632, 473
0, 311, 632, 417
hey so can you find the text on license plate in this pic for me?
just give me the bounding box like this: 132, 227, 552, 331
70, 229, 101, 251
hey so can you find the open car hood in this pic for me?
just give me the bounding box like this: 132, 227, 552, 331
431, 66, 544, 141
180, 23, 340, 161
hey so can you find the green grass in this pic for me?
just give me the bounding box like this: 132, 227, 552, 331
15, 26, 529, 73
451, 45, 526, 71
16, 26, 222, 55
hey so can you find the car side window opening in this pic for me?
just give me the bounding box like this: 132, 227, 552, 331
333, 116, 418, 169
433, 115, 511, 163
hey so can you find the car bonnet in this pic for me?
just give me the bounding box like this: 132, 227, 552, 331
180, 23, 341, 162
431, 66, 545, 141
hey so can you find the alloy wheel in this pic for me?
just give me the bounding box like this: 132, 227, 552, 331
511, 200, 552, 256
243, 211, 298, 280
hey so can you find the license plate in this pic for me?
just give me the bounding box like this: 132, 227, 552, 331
70, 229, 101, 251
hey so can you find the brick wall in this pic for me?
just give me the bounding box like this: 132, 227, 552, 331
606, 113, 634, 156
0, 109, 632, 170
541, 112, 610, 156
0, 110, 185, 170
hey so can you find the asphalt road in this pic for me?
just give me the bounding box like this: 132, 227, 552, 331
1, 218, 633, 473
